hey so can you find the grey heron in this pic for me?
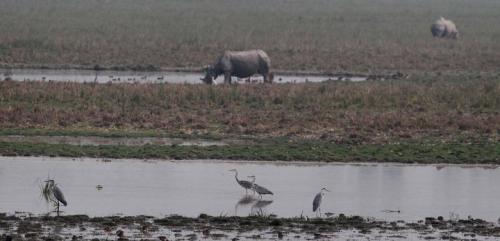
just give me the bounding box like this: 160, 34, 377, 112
229, 169, 254, 194
45, 179, 67, 213
248, 176, 273, 198
313, 188, 330, 217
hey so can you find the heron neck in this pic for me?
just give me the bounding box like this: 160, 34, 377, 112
234, 172, 239, 182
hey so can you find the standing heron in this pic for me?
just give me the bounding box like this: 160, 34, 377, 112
45, 180, 67, 213
313, 188, 330, 217
229, 169, 254, 194
248, 176, 273, 198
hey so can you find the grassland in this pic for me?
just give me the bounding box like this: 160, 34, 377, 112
0, 74, 498, 144
0, 0, 499, 162
0, 0, 500, 73
0, 74, 499, 163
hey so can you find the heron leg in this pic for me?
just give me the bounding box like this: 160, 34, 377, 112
56, 202, 60, 216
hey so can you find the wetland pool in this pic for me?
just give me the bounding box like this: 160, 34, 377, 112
1, 68, 366, 84
0, 156, 499, 221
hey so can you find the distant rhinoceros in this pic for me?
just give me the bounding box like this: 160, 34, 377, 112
431, 17, 458, 39
201, 50, 273, 84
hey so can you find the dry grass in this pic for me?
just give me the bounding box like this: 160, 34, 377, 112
0, 75, 498, 143
0, 0, 499, 72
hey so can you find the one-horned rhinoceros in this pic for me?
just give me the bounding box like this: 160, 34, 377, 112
431, 17, 459, 39
201, 50, 273, 84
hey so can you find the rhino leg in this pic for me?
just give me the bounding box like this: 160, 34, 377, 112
224, 72, 232, 84
263, 73, 273, 84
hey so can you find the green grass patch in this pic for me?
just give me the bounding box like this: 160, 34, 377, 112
0, 140, 498, 164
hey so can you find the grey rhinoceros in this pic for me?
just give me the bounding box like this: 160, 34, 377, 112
431, 17, 459, 39
201, 50, 273, 84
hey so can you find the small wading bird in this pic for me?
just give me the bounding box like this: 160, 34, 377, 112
229, 169, 254, 194
248, 175, 273, 198
42, 179, 67, 214
313, 188, 330, 217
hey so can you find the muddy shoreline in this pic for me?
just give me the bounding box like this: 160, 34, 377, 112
1, 213, 499, 240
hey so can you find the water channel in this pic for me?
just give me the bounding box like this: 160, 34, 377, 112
1, 157, 498, 221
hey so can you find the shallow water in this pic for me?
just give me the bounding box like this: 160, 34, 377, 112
0, 156, 499, 221
1, 68, 366, 84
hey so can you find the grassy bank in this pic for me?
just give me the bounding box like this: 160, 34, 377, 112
0, 0, 500, 72
1, 139, 499, 164
0, 75, 498, 144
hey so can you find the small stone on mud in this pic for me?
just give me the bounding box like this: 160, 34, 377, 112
277, 231, 284, 239
25, 233, 38, 238
186, 233, 197, 241
115, 230, 125, 238
270, 219, 282, 226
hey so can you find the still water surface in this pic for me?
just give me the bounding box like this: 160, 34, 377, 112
1, 68, 366, 84
0, 157, 499, 221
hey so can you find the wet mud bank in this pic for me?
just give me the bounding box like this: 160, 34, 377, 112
1, 213, 499, 241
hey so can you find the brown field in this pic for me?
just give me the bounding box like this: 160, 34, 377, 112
0, 74, 498, 143
0, 0, 499, 73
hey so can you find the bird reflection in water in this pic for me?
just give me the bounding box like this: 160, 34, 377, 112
234, 195, 258, 215
251, 199, 273, 215
234, 194, 274, 216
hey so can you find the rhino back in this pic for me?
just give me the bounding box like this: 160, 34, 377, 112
444, 20, 458, 34
218, 50, 270, 78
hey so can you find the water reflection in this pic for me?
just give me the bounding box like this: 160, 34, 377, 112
1, 68, 367, 84
251, 200, 273, 215
1, 157, 500, 221
234, 195, 273, 216
234, 195, 256, 215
